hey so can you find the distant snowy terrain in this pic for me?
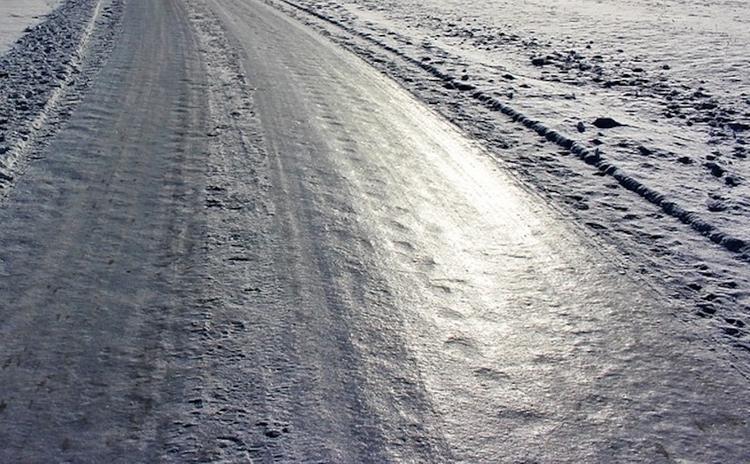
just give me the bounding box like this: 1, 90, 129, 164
0, 0, 61, 54
272, 0, 750, 357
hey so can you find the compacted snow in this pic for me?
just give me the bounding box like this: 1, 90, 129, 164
0, 0, 61, 54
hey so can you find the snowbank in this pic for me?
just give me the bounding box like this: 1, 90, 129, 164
0, 0, 61, 55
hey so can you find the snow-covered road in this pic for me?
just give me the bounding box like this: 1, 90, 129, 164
0, 0, 749, 462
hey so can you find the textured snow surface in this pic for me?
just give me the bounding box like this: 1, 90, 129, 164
0, 0, 61, 54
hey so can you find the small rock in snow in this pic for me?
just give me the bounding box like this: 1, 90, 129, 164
728, 122, 749, 132
704, 162, 724, 177
637, 145, 653, 156
592, 117, 623, 129
725, 176, 740, 187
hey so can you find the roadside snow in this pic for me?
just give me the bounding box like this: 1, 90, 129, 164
1, 0, 121, 193
0, 0, 61, 54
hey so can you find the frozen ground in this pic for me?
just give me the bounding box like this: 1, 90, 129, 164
273, 0, 750, 357
0, 0, 61, 54
0, 0, 749, 462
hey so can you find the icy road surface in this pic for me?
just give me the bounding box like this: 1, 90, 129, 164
0, 0, 61, 54
0, 0, 748, 462
272, 0, 750, 348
